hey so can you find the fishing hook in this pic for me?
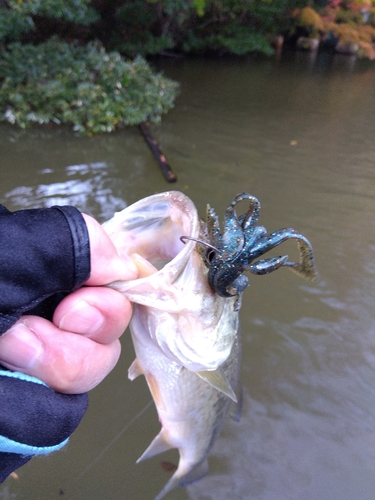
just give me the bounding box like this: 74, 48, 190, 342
180, 236, 223, 255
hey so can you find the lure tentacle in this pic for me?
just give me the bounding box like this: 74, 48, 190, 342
199, 193, 318, 310
249, 255, 289, 275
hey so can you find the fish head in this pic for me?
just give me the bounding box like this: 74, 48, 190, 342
103, 191, 239, 372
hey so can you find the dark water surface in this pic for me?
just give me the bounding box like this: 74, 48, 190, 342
1, 50, 375, 500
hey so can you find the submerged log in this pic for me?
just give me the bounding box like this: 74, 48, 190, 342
138, 121, 177, 183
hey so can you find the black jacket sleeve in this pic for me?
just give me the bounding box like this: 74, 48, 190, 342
0, 205, 91, 482
0, 204, 90, 333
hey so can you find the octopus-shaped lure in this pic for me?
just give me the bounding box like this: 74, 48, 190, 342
182, 193, 318, 311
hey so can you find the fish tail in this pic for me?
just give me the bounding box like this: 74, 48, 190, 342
154, 458, 209, 500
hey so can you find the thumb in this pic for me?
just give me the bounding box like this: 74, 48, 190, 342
82, 213, 138, 286
0, 317, 121, 393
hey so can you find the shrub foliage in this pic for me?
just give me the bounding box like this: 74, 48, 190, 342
0, 0, 179, 133
0, 39, 179, 134
292, 1, 375, 60
108, 0, 302, 57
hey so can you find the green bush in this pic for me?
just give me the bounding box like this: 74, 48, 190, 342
0, 0, 180, 134
109, 1, 175, 56
183, 26, 274, 56
109, 0, 306, 57
0, 39, 179, 134
0, 0, 99, 42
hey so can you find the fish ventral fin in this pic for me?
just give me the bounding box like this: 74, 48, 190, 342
137, 429, 174, 463
128, 359, 143, 381
196, 369, 238, 402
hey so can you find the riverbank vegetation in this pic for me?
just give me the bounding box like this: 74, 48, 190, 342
1, 0, 375, 133
0, 0, 179, 134
292, 3, 375, 59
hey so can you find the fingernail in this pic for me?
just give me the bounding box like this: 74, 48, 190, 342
58, 300, 104, 335
0, 323, 42, 369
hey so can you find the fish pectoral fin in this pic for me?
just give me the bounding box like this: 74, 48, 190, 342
229, 381, 243, 422
196, 369, 238, 402
137, 429, 174, 463
128, 359, 143, 381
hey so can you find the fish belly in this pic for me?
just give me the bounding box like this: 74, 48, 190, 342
129, 304, 242, 499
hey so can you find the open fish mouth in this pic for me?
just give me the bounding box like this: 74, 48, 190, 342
103, 191, 199, 278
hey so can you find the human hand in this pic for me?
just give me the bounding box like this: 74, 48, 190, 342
0, 213, 137, 394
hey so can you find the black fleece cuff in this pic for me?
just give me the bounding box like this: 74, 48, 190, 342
0, 205, 91, 335
0, 369, 88, 483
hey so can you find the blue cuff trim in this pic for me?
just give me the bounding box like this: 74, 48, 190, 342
0, 434, 69, 456
0, 370, 69, 455
0, 369, 47, 387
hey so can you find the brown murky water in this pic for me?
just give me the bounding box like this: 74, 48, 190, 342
1, 50, 375, 500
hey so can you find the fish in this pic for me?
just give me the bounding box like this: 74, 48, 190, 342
102, 191, 318, 499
